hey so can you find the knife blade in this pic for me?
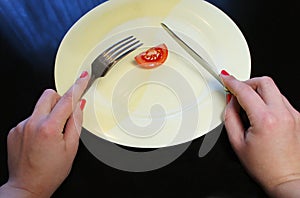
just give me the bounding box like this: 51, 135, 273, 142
161, 23, 223, 86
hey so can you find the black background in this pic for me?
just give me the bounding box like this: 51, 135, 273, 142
1, 0, 299, 197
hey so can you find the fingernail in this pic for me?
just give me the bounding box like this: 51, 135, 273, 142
220, 70, 230, 76
80, 99, 86, 110
80, 71, 88, 78
226, 94, 232, 104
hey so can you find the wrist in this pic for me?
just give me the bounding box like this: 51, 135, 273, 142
268, 179, 300, 198
0, 182, 41, 198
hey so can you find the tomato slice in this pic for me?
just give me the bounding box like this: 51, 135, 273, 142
134, 43, 168, 68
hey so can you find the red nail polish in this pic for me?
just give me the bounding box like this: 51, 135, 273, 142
80, 99, 86, 110
80, 71, 88, 78
226, 94, 232, 104
221, 70, 230, 76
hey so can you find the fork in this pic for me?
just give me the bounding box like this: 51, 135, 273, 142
82, 36, 143, 96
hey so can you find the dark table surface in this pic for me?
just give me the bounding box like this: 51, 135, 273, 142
1, 0, 299, 197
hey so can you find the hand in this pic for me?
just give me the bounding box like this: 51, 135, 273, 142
220, 72, 300, 197
0, 71, 89, 198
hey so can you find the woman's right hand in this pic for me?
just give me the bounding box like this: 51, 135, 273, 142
0, 71, 89, 198
220, 72, 300, 197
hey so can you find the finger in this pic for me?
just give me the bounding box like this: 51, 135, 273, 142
8, 118, 28, 139
224, 97, 245, 152
48, 71, 89, 131
63, 101, 83, 153
282, 95, 300, 118
245, 76, 283, 107
31, 89, 61, 118
220, 73, 266, 118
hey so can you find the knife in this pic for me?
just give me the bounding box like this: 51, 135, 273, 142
161, 23, 224, 87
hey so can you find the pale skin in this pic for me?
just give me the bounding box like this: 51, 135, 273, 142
221, 73, 300, 198
0, 71, 90, 198
0, 70, 299, 197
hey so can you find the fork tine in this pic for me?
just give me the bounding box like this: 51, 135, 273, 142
104, 37, 137, 61
108, 39, 142, 62
113, 41, 143, 63
102, 36, 134, 55
100, 35, 143, 66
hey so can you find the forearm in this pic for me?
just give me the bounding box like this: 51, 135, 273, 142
268, 179, 300, 198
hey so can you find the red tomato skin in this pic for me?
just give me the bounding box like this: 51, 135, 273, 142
135, 44, 168, 69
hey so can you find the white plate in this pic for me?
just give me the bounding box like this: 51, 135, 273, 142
55, 0, 251, 148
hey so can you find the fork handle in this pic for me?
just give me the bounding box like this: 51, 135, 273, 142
81, 74, 97, 98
